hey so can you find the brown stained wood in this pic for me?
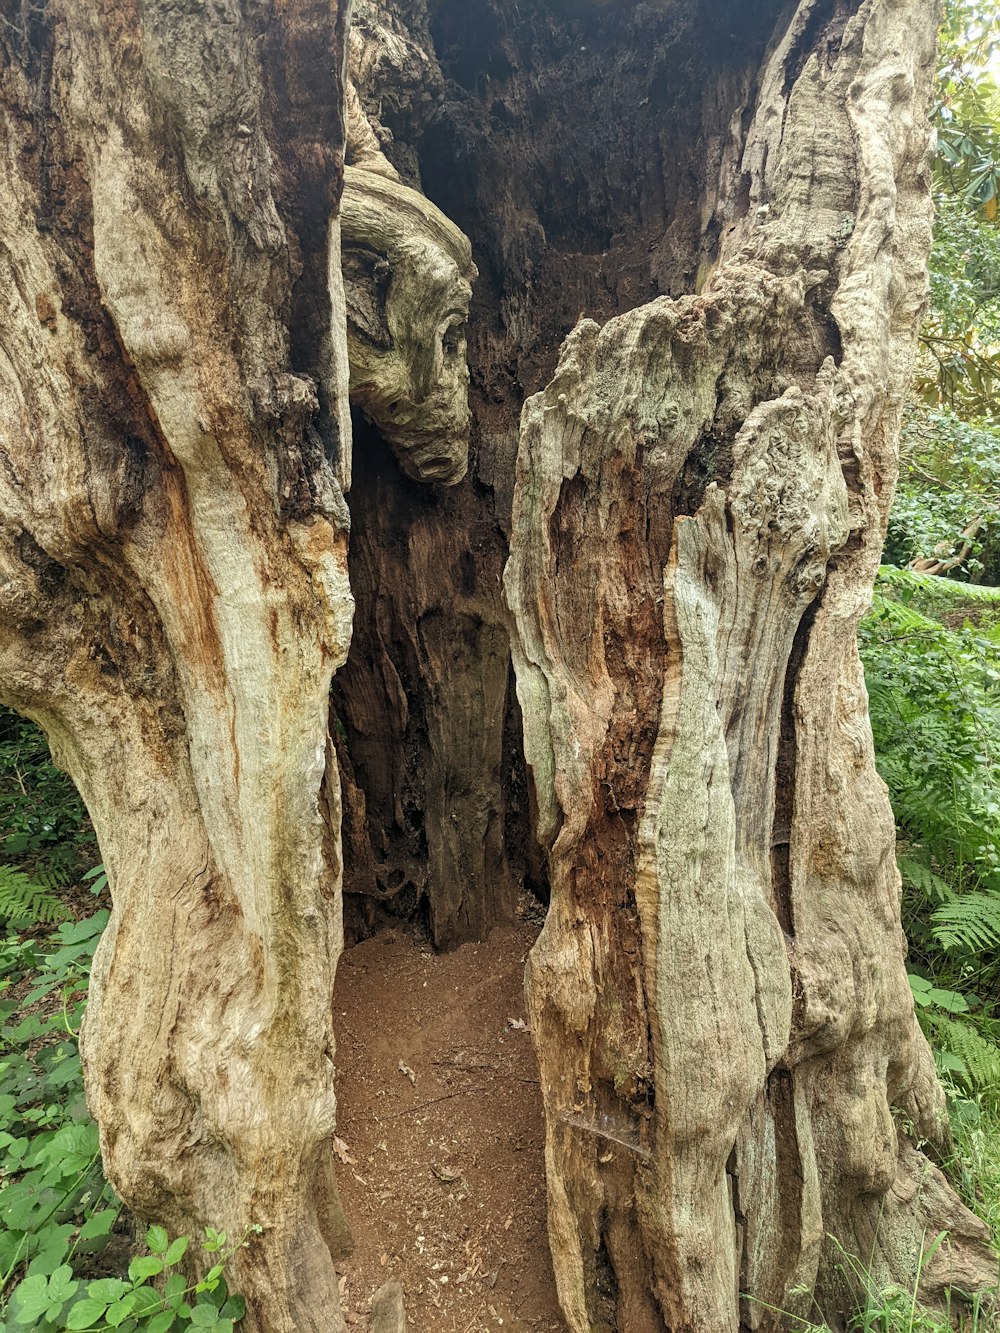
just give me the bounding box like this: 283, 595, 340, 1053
2, 2, 998, 1329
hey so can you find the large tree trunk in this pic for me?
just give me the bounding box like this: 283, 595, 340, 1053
348, 0, 998, 1329
501, 5, 997, 1330
0, 4, 353, 1329
2, 2, 997, 1331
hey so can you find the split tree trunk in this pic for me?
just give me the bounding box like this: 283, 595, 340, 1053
0, 5, 353, 1329
2, 2, 998, 1332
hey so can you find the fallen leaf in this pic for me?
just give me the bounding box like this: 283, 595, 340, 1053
332, 1135, 357, 1166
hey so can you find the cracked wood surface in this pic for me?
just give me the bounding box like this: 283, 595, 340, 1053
505, 1, 997, 1329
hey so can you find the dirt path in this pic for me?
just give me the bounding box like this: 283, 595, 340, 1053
333, 920, 566, 1332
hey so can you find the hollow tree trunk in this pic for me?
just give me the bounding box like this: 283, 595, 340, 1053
348, 0, 998, 1329
2, 2, 996, 1331
0, 5, 353, 1329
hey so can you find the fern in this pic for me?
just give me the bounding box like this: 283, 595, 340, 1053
898, 855, 955, 904
922, 1008, 1000, 1100
933, 890, 1000, 953
877, 563, 1000, 605
0, 865, 70, 926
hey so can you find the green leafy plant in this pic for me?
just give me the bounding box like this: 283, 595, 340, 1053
861, 566, 1000, 1116
744, 1229, 995, 1330
0, 709, 95, 888
0, 908, 248, 1330
3, 1222, 248, 1332
0, 868, 70, 930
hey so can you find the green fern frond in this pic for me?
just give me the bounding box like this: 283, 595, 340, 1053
0, 864, 70, 926
877, 564, 1000, 605
898, 855, 955, 904
869, 592, 942, 635
33, 844, 79, 887
922, 1009, 1000, 1097
932, 890, 1000, 954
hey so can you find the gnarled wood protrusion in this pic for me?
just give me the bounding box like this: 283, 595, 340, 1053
332, 25, 517, 948
506, 1, 997, 1329
341, 164, 476, 486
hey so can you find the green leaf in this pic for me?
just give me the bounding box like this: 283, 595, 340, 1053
27, 1240, 71, 1278
49, 1265, 79, 1301
128, 1255, 165, 1282
87, 1279, 130, 1304
146, 1312, 177, 1333
66, 1297, 111, 1329
105, 1293, 139, 1326
146, 1224, 171, 1256
9, 1274, 52, 1324
79, 1209, 119, 1240
164, 1272, 188, 1306
189, 1304, 222, 1327
219, 1296, 245, 1320
164, 1235, 189, 1265
131, 1287, 167, 1318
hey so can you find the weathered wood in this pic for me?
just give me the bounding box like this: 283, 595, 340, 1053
504, 1, 997, 1329
333, 49, 517, 947
2, 2, 996, 1329
0, 4, 352, 1328
341, 163, 476, 486
368, 1280, 408, 1333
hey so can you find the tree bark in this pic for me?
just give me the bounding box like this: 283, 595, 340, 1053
0, 4, 353, 1329
503, 2, 997, 1329
350, 0, 998, 1328
2, 2, 997, 1331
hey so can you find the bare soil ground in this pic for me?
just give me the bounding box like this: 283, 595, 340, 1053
333, 918, 566, 1332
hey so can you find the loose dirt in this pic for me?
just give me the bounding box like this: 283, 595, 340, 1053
333, 918, 566, 1332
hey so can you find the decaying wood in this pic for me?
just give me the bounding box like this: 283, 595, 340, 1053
332, 31, 518, 948
369, 1279, 408, 1333
2, 1, 997, 1329
504, 0, 998, 1329
910, 514, 986, 575
341, 163, 476, 486
0, 4, 352, 1329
